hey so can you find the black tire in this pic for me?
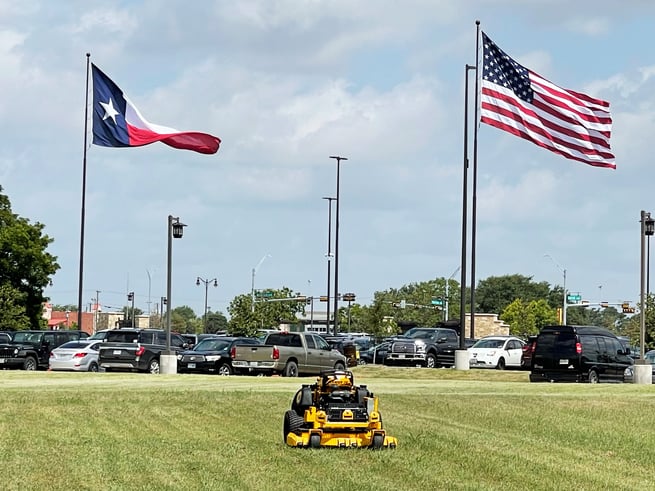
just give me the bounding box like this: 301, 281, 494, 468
334, 361, 345, 371
283, 361, 298, 377
359, 359, 368, 366
217, 363, 232, 376
148, 358, 160, 374
88, 362, 99, 373
283, 410, 305, 443
292, 386, 313, 415
588, 369, 599, 384
371, 434, 384, 449
23, 356, 38, 371
309, 433, 321, 449
496, 357, 506, 370
425, 353, 437, 369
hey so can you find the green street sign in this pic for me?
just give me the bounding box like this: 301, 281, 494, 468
256, 290, 274, 299
431, 297, 444, 306
567, 294, 581, 302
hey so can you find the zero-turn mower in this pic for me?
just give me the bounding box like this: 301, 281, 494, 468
283, 369, 398, 449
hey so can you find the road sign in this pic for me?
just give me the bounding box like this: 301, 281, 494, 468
567, 294, 581, 302
431, 297, 443, 306
256, 289, 274, 299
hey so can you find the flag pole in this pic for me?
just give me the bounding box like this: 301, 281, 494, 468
469, 20, 481, 341
77, 53, 91, 331
459, 63, 474, 351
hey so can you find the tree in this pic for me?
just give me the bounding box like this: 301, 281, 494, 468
475, 274, 551, 315
500, 299, 558, 337
227, 287, 305, 337
0, 284, 31, 330
0, 186, 59, 329
205, 310, 228, 333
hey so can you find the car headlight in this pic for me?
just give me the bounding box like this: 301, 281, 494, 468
177, 354, 182, 360
206, 355, 220, 362
415, 340, 426, 353
13, 348, 19, 355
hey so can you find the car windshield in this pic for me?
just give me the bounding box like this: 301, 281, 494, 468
473, 339, 505, 349
12, 332, 43, 343
193, 339, 230, 352
406, 330, 434, 340
645, 351, 655, 364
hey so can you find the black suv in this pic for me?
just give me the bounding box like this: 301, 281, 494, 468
0, 330, 89, 370
385, 327, 459, 368
530, 325, 633, 383
98, 329, 189, 373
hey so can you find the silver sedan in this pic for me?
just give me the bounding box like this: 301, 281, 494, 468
49, 340, 101, 372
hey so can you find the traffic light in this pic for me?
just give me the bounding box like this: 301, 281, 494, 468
342, 293, 356, 302
319, 296, 329, 302
127, 292, 134, 301
305, 297, 312, 305
621, 302, 634, 314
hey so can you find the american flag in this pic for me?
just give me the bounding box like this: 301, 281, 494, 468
480, 32, 615, 169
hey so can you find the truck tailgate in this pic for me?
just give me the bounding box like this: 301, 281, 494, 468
233, 344, 275, 363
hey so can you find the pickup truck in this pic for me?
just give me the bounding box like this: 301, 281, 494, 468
231, 331, 347, 376
384, 327, 460, 368
98, 328, 188, 374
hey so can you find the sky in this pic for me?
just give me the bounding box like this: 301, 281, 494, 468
2, 0, 655, 320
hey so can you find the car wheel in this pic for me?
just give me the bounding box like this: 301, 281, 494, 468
334, 361, 345, 371
283, 361, 298, 377
148, 358, 160, 374
425, 353, 437, 369
358, 359, 368, 366
588, 369, 599, 384
23, 356, 38, 371
496, 357, 506, 370
217, 363, 232, 376
283, 409, 305, 444
88, 362, 99, 372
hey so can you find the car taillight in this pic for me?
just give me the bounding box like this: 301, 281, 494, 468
272, 347, 280, 360
73, 352, 87, 358
230, 346, 236, 358
576, 342, 582, 354
135, 346, 145, 356
50, 352, 55, 358
530, 342, 536, 353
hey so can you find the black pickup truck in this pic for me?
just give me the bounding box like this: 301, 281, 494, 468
98, 329, 189, 374
384, 327, 460, 368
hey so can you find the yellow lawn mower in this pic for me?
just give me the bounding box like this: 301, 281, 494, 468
283, 369, 398, 449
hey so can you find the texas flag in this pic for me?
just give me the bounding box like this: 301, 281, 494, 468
91, 64, 221, 155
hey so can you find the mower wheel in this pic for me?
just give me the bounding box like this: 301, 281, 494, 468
283, 410, 305, 443
372, 434, 384, 449
309, 434, 321, 449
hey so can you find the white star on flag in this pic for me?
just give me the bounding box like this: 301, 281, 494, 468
100, 98, 119, 124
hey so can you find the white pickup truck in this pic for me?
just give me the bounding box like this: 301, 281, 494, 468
231, 331, 346, 376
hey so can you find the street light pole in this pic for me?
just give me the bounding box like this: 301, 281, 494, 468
196, 276, 217, 332
251, 254, 271, 313
544, 254, 567, 325
330, 155, 347, 335
163, 214, 186, 375
323, 196, 336, 335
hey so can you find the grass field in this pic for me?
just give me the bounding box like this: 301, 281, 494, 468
1, 366, 654, 491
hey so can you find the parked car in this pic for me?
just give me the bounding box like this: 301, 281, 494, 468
49, 340, 101, 372
177, 336, 261, 375
530, 325, 633, 383
520, 335, 537, 370
232, 331, 346, 376
178, 333, 223, 349
385, 327, 460, 368
359, 342, 391, 365
98, 329, 189, 374
469, 336, 525, 370
0, 330, 90, 370
321, 336, 359, 367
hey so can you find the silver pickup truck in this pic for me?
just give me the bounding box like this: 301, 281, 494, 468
231, 331, 346, 376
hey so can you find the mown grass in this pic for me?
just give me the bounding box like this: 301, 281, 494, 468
1, 366, 654, 490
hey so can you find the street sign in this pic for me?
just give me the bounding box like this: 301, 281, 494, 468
342, 293, 356, 302
567, 294, 581, 302
431, 297, 443, 306
256, 289, 274, 299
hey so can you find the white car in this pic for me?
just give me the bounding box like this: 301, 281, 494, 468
49, 340, 101, 372
468, 336, 525, 370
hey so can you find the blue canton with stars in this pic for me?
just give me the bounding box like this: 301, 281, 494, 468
482, 32, 533, 103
